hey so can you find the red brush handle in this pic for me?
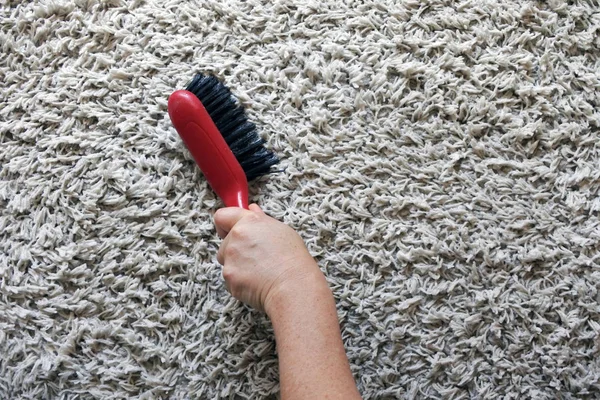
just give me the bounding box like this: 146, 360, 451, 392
168, 90, 249, 209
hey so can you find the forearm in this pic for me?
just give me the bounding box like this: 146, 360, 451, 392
266, 269, 361, 400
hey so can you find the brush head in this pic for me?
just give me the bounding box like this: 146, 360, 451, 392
185, 74, 279, 181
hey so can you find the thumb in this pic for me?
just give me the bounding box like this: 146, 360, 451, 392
214, 207, 252, 239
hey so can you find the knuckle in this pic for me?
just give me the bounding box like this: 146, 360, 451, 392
222, 267, 234, 281
224, 242, 241, 258
229, 226, 247, 240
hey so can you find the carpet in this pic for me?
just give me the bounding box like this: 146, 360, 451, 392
1, 0, 600, 398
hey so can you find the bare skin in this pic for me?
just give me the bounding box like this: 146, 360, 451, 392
214, 204, 361, 400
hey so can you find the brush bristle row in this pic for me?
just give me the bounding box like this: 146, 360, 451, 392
185, 74, 279, 181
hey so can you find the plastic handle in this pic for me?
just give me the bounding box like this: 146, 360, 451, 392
168, 90, 249, 209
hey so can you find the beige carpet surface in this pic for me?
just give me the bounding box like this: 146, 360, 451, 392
1, 0, 600, 399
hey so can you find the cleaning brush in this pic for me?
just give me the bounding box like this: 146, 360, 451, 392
167, 74, 279, 209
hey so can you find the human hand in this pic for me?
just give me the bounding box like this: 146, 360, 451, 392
213, 204, 324, 314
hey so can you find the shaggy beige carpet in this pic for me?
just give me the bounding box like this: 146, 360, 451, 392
1, 0, 600, 399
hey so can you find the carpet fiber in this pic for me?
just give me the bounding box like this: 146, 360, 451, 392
1, 0, 600, 399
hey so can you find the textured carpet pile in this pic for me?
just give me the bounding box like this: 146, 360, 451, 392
1, 0, 600, 398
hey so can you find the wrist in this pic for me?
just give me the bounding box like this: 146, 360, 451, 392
264, 265, 330, 319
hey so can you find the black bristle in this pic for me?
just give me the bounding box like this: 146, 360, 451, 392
215, 109, 247, 135
240, 149, 280, 181
185, 73, 279, 181
229, 135, 265, 158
